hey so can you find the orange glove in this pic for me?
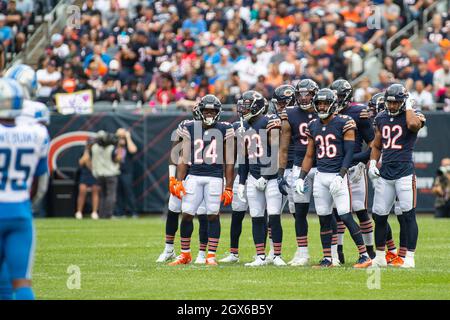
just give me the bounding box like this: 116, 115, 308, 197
173, 180, 186, 199
221, 187, 233, 206
169, 176, 177, 194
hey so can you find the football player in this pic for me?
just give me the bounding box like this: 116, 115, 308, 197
330, 79, 376, 261
369, 84, 425, 268
156, 105, 209, 264
237, 90, 286, 267
278, 79, 318, 266
170, 95, 234, 266
0, 78, 50, 299
295, 88, 372, 268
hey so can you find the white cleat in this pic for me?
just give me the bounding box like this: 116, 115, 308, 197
272, 256, 287, 266
290, 256, 310, 266
91, 212, 99, 220
266, 252, 275, 265
371, 254, 387, 268
400, 256, 415, 269
332, 258, 341, 267
156, 250, 176, 263
194, 252, 207, 264
75, 212, 83, 220
288, 249, 302, 265
219, 253, 239, 263
245, 256, 267, 267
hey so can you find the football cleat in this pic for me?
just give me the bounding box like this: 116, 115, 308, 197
168, 252, 191, 266
290, 257, 310, 266
272, 256, 287, 266
388, 256, 404, 267
353, 255, 372, 269
75, 212, 83, 220
372, 253, 388, 268
312, 258, 333, 269
205, 254, 218, 266
245, 256, 267, 267
194, 251, 206, 264
287, 249, 302, 265
332, 258, 341, 267
400, 256, 415, 269
266, 250, 275, 265
156, 249, 176, 263
385, 251, 398, 264
219, 253, 239, 263
91, 212, 99, 220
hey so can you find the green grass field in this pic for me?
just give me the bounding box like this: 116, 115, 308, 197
34, 215, 450, 300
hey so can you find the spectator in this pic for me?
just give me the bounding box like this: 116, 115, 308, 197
214, 48, 232, 82
434, 60, 450, 93
90, 131, 124, 219
379, 0, 401, 27
182, 7, 207, 36
36, 59, 61, 104
0, 14, 12, 48
407, 59, 434, 92
374, 69, 393, 91
155, 73, 176, 106
176, 83, 198, 111
354, 77, 377, 103
410, 80, 434, 110
99, 76, 121, 102
115, 128, 138, 218
233, 49, 267, 90
75, 141, 100, 220
51, 33, 70, 62
432, 158, 450, 218
123, 78, 144, 103
436, 83, 450, 111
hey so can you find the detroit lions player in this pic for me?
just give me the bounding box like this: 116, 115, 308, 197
369, 84, 426, 268
170, 95, 234, 266
278, 79, 319, 266
295, 88, 372, 268
0, 78, 50, 299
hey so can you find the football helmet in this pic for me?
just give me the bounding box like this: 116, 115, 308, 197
295, 78, 319, 110
237, 90, 265, 121
330, 79, 353, 113
198, 94, 222, 126
384, 84, 408, 116
313, 88, 337, 120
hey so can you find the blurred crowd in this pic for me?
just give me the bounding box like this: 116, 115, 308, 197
2, 0, 450, 111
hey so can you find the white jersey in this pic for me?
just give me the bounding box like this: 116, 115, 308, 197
0, 122, 49, 206
16, 100, 49, 126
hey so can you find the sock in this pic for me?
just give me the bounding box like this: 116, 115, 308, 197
252, 217, 266, 256
339, 213, 367, 256
319, 215, 333, 260
294, 203, 309, 248
230, 211, 245, 255
207, 217, 221, 255
165, 210, 180, 250
356, 210, 374, 250
0, 286, 13, 300
180, 217, 194, 253
330, 214, 338, 260
14, 287, 35, 300
402, 209, 418, 252
263, 210, 268, 247
334, 210, 346, 248
385, 222, 397, 253
197, 214, 208, 252
269, 215, 283, 256
396, 214, 408, 258
372, 213, 389, 251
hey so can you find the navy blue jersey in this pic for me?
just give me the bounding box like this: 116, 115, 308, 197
177, 120, 234, 178
278, 108, 295, 169
306, 115, 357, 173
374, 109, 426, 180
340, 103, 374, 166
286, 106, 318, 167
245, 114, 282, 180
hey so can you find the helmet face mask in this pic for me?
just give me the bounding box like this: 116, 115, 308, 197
368, 92, 385, 116
238, 91, 265, 121
384, 84, 408, 116
198, 94, 222, 126
272, 85, 295, 114
330, 79, 353, 113
295, 79, 318, 110
313, 88, 337, 119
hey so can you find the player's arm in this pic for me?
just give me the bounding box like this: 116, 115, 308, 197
277, 120, 291, 176
341, 128, 356, 177
224, 128, 235, 190
238, 134, 249, 185
299, 137, 315, 179
369, 127, 382, 163
353, 111, 375, 163
176, 137, 189, 181
405, 100, 426, 132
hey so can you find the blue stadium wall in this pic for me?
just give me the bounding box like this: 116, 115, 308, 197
48, 111, 449, 213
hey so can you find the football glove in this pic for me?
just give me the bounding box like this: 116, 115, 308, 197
237, 184, 246, 202
172, 180, 186, 199
277, 175, 290, 196
295, 178, 306, 194
330, 175, 345, 198
349, 162, 365, 184
368, 160, 380, 180
169, 176, 177, 194
221, 187, 233, 206
255, 177, 268, 191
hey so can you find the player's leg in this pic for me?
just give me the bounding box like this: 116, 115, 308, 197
330, 213, 339, 266
75, 183, 88, 219
156, 194, 181, 262
395, 175, 418, 268
385, 221, 398, 263
312, 172, 334, 268
372, 177, 396, 267
350, 168, 375, 258
333, 208, 346, 264
90, 184, 100, 220
290, 166, 315, 266
0, 262, 12, 300
266, 179, 285, 266
169, 175, 203, 265
332, 174, 371, 268
221, 175, 247, 263
194, 202, 208, 264
245, 175, 267, 267
3, 218, 35, 300
204, 177, 223, 265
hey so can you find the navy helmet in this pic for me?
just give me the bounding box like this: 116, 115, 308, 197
237, 90, 265, 121
384, 84, 408, 116
330, 79, 353, 112
198, 94, 222, 125
295, 78, 319, 110
368, 92, 385, 116
313, 88, 337, 119
272, 84, 295, 113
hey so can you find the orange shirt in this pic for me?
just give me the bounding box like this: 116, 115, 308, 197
275, 15, 295, 30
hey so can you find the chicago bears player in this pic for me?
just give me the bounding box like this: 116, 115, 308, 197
278, 79, 318, 266
237, 90, 286, 267
369, 84, 425, 268
0, 78, 50, 299
157, 107, 209, 264
170, 95, 234, 266
330, 79, 376, 260
295, 88, 372, 268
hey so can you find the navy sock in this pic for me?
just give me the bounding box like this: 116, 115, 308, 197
207, 216, 221, 254
180, 217, 194, 251
319, 215, 332, 259
373, 213, 389, 250
356, 209, 374, 252
294, 203, 309, 247
14, 287, 35, 300
165, 210, 179, 244
252, 217, 266, 256
230, 211, 246, 254
339, 213, 366, 255
197, 214, 208, 252
331, 213, 338, 247
402, 209, 418, 251
269, 215, 283, 256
